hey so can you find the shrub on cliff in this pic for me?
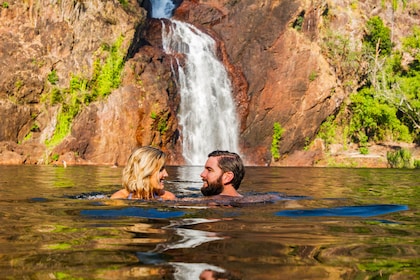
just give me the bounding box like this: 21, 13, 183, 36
387, 148, 414, 168
45, 35, 126, 148
271, 122, 284, 161
318, 19, 420, 155
363, 16, 392, 56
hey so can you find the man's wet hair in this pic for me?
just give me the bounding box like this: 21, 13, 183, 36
208, 150, 245, 190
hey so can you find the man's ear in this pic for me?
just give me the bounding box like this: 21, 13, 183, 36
222, 171, 234, 185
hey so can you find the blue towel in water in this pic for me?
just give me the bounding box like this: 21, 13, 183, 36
81, 207, 185, 219
275, 204, 408, 217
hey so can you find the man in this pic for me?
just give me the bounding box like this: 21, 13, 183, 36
200, 150, 245, 197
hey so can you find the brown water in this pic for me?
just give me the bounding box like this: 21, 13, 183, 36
0, 165, 418, 279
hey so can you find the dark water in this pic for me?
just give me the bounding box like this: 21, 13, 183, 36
0, 165, 418, 279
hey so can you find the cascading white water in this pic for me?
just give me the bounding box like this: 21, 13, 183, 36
149, 0, 175, 18
150, 0, 240, 165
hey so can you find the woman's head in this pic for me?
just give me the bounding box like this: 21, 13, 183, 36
122, 146, 168, 199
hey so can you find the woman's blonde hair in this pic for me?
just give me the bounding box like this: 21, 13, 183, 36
122, 146, 166, 199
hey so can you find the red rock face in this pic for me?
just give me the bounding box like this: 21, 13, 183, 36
172, 0, 345, 165
0, 0, 415, 166
0, 0, 347, 166
0, 0, 147, 165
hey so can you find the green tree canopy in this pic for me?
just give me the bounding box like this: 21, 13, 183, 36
363, 16, 392, 56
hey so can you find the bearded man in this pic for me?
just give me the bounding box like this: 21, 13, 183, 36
200, 150, 245, 197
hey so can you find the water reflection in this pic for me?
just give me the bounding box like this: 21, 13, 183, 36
141, 218, 228, 279
97, 217, 232, 279
0, 165, 418, 279
157, 218, 225, 250
171, 263, 230, 280
166, 166, 203, 197
276, 204, 409, 217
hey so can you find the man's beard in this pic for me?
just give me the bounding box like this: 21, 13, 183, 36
201, 176, 224, 196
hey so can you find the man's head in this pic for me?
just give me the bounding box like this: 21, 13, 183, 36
200, 150, 245, 196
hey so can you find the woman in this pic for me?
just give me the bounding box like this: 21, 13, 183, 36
111, 146, 176, 200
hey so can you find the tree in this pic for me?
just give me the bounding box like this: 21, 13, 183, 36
363, 16, 392, 56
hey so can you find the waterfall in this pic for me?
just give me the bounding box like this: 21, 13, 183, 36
149, 0, 175, 18
151, 0, 240, 165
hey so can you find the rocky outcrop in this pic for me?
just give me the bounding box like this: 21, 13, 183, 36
0, 0, 418, 166
0, 0, 146, 165
172, 0, 419, 165
172, 0, 344, 165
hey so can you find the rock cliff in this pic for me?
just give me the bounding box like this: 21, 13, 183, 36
0, 0, 418, 166
0, 0, 146, 165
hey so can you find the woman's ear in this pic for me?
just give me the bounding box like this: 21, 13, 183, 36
222, 171, 234, 185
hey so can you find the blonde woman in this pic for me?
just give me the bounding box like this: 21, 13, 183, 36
111, 146, 176, 200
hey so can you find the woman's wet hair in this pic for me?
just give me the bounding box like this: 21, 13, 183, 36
122, 146, 166, 199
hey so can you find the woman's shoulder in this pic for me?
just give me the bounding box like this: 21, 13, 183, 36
159, 190, 176, 201
110, 189, 130, 199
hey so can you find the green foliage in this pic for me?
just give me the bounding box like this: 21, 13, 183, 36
396, 26, 420, 140
350, 1, 358, 10
46, 243, 72, 250
363, 16, 392, 56
403, 26, 420, 61
158, 117, 168, 134
48, 70, 59, 85
46, 105, 77, 148
317, 115, 336, 148
271, 122, 284, 161
358, 259, 412, 276
359, 146, 369, 155
150, 111, 169, 134
54, 272, 84, 280
370, 26, 420, 141
118, 0, 128, 8
30, 123, 39, 132
2, 2, 9, 8
323, 24, 420, 152
321, 30, 366, 93
309, 70, 318, 81
23, 132, 32, 142
15, 79, 23, 90
382, 0, 407, 12
20, 126, 35, 143
45, 36, 126, 148
49, 87, 63, 104
69, 75, 89, 105
387, 148, 414, 168
46, 75, 88, 148
51, 154, 60, 161
293, 13, 304, 31
91, 36, 125, 100
349, 87, 412, 143
303, 137, 311, 151
342, 125, 349, 149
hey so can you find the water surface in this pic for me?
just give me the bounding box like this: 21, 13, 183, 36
0, 165, 418, 279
